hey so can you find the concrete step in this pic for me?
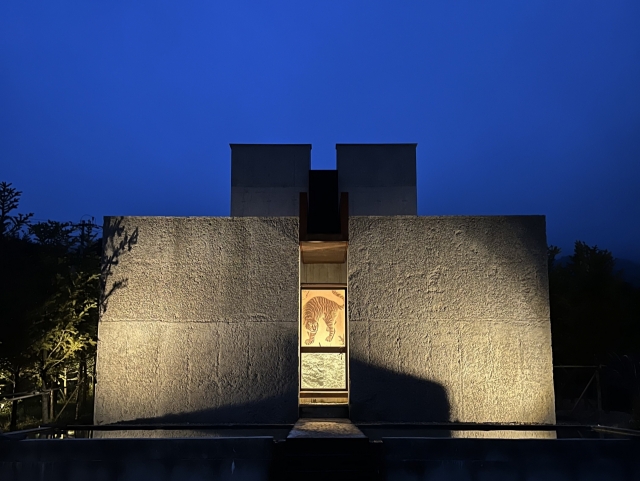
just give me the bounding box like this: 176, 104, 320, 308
299, 404, 350, 418
272, 439, 383, 481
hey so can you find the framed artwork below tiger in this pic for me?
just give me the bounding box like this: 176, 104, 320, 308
299, 287, 348, 399
300, 289, 346, 348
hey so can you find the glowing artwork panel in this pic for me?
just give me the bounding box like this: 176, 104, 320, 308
300, 289, 346, 348
301, 353, 347, 390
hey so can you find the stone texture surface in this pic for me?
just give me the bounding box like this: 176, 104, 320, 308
288, 418, 366, 438
300, 353, 347, 389
96, 214, 554, 429
348, 216, 555, 428
383, 438, 639, 480
95, 216, 300, 424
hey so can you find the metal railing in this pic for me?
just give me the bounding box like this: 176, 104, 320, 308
2, 422, 638, 440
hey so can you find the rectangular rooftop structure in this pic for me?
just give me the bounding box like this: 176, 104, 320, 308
231, 144, 311, 216
337, 143, 417, 215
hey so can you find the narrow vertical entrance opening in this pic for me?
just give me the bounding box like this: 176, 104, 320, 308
298, 169, 349, 417
299, 259, 348, 408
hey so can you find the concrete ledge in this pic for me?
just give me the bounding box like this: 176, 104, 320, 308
383, 437, 640, 480
3, 436, 639, 480
0, 437, 274, 481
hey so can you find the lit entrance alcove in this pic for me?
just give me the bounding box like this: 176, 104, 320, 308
299, 244, 349, 411
300, 286, 348, 404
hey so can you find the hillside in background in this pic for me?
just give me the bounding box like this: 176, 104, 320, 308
615, 259, 640, 288
557, 256, 640, 288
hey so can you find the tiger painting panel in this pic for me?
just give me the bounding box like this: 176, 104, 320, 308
300, 289, 346, 348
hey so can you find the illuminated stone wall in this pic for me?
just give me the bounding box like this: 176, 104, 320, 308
348, 215, 555, 430
96, 214, 554, 428
94, 216, 300, 424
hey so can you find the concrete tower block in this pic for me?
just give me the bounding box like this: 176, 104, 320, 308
231, 144, 311, 216
337, 143, 417, 215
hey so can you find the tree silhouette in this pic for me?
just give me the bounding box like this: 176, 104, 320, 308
549, 241, 639, 365
0, 182, 100, 428
0, 182, 32, 238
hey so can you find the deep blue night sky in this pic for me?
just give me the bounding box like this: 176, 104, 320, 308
1, 2, 639, 261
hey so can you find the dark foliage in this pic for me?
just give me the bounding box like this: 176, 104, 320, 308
549, 241, 640, 365
0, 183, 100, 429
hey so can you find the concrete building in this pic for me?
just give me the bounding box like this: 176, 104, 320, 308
95, 144, 555, 434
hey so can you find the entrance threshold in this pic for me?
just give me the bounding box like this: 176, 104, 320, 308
299, 404, 349, 419
288, 418, 366, 439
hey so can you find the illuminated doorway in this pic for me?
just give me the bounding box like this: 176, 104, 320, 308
299, 286, 348, 406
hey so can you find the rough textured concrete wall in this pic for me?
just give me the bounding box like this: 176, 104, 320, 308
95, 216, 300, 424
96, 214, 554, 429
348, 216, 555, 429
231, 144, 310, 216
337, 144, 417, 215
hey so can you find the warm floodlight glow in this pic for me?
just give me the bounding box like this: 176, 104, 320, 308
300, 288, 348, 394
300, 289, 346, 347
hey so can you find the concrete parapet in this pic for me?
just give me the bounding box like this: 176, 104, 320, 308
0, 437, 274, 481
383, 437, 639, 480
2, 436, 638, 480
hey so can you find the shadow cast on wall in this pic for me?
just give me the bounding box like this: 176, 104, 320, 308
97, 218, 449, 432
349, 358, 450, 423
113, 359, 450, 432
100, 217, 138, 315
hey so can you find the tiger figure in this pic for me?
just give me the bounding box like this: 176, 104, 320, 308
302, 290, 345, 346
